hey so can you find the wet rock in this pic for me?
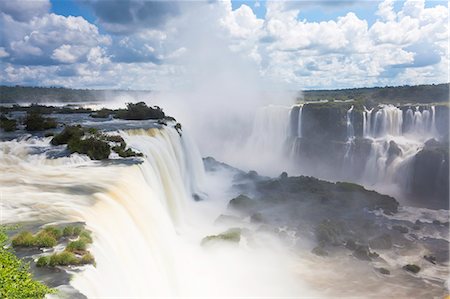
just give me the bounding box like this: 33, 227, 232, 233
352, 245, 374, 261
369, 234, 392, 250
345, 239, 357, 250
376, 267, 390, 275
201, 228, 241, 246
424, 255, 437, 264
228, 194, 257, 212
312, 246, 329, 257
432, 220, 442, 226
315, 219, 343, 246
392, 225, 409, 234
387, 141, 402, 165
250, 212, 264, 223
403, 264, 421, 274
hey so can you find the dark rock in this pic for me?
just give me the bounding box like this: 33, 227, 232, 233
376, 267, 390, 275
432, 220, 442, 226
315, 219, 343, 246
345, 239, 357, 250
250, 212, 264, 223
387, 141, 402, 165
279, 172, 288, 179
403, 264, 421, 274
392, 225, 409, 234
424, 255, 436, 264
352, 245, 372, 261
312, 246, 329, 257
369, 234, 392, 250
228, 194, 257, 212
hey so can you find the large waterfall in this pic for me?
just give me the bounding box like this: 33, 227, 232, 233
244, 103, 446, 202
0, 126, 314, 297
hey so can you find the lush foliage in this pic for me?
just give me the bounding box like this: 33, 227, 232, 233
0, 115, 17, 132
115, 102, 165, 120
301, 83, 449, 105
24, 112, 57, 131
0, 227, 54, 299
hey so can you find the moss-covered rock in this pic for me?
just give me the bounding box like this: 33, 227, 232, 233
115, 102, 165, 120
24, 112, 57, 131
0, 115, 17, 132
201, 228, 241, 245
403, 264, 420, 274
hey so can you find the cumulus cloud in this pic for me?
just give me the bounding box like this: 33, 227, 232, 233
0, 12, 110, 65
0, 0, 50, 22
82, 0, 180, 34
0, 0, 448, 90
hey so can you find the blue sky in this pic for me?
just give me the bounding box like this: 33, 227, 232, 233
0, 0, 448, 90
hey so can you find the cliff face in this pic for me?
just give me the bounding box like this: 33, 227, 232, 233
290, 102, 449, 209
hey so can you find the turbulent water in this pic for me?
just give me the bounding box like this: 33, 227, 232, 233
0, 125, 319, 297
243, 103, 444, 197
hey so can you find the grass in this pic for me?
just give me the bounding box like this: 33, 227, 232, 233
49, 251, 79, 267
11, 231, 35, 247
66, 240, 87, 253
0, 227, 54, 298
33, 232, 57, 248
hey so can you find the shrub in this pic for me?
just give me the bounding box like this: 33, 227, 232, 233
24, 112, 57, 131
50, 125, 84, 146
33, 232, 57, 248
66, 240, 87, 253
80, 252, 95, 265
90, 108, 113, 118
0, 115, 17, 132
73, 226, 83, 236
42, 226, 62, 240
112, 147, 143, 158
68, 137, 111, 160
48, 251, 78, 267
11, 231, 35, 247
115, 102, 165, 120
63, 226, 74, 237
79, 230, 93, 244
36, 256, 50, 267
0, 229, 54, 298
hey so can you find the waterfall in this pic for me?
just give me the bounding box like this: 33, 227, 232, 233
360, 105, 439, 190
247, 105, 291, 155
297, 105, 303, 138
362, 106, 373, 138
0, 127, 206, 297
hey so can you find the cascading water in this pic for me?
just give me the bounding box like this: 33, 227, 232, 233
0, 125, 316, 298
360, 105, 439, 192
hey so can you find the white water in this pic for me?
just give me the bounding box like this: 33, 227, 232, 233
360, 105, 438, 189
0, 126, 318, 298
243, 103, 441, 196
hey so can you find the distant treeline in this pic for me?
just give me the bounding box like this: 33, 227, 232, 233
302, 83, 449, 104
0, 86, 151, 103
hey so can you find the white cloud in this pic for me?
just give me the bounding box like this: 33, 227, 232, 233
0, 0, 447, 90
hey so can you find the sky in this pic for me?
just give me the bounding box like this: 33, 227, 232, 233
0, 0, 448, 90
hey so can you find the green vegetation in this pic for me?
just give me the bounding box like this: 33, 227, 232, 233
115, 102, 165, 120
68, 137, 111, 160
50, 125, 84, 146
0, 227, 54, 298
80, 252, 95, 265
36, 256, 50, 268
48, 251, 79, 267
42, 226, 62, 239
201, 228, 241, 245
33, 232, 57, 248
51, 125, 143, 160
0, 115, 17, 132
0, 85, 150, 103
79, 230, 93, 244
24, 112, 57, 131
301, 83, 449, 105
90, 108, 113, 118
11, 231, 35, 247
66, 240, 88, 253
